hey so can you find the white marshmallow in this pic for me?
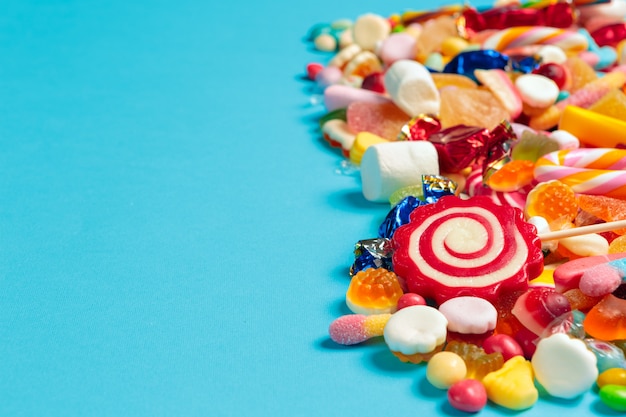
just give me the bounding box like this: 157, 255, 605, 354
515, 73, 559, 108
360, 141, 439, 203
384, 59, 440, 117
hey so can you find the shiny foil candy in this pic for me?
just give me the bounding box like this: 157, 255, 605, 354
378, 176, 457, 239
350, 238, 393, 275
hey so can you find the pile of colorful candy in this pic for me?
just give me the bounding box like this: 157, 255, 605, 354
304, 0, 626, 413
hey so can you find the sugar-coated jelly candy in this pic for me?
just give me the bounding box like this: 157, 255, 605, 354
511, 287, 572, 336
392, 196, 543, 305
426, 351, 467, 389
345, 268, 404, 315
384, 305, 448, 364
524, 180, 578, 224
346, 101, 410, 141
444, 341, 504, 381
482, 356, 538, 411
447, 379, 487, 413
532, 333, 598, 399
584, 292, 626, 341
328, 313, 391, 345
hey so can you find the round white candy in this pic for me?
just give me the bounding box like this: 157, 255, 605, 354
438, 296, 497, 334
536, 45, 567, 65
532, 333, 598, 399
515, 73, 559, 108
383, 305, 448, 355
352, 13, 390, 51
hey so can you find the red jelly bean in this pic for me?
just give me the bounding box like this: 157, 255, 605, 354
448, 379, 488, 413
483, 334, 524, 361
532, 63, 567, 90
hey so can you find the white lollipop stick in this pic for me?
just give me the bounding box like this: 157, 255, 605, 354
538, 219, 626, 241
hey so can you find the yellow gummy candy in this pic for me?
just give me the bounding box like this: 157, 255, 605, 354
559, 105, 626, 148
349, 131, 388, 165
482, 356, 538, 411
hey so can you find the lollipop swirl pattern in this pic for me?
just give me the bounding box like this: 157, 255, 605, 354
392, 196, 543, 304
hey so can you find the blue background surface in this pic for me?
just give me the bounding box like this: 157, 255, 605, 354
0, 1, 617, 416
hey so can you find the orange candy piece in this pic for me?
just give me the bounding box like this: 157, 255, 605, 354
525, 180, 578, 224
346, 268, 404, 315
583, 294, 626, 341
444, 340, 504, 381
487, 160, 535, 192
609, 235, 626, 254
439, 87, 509, 130
577, 194, 626, 235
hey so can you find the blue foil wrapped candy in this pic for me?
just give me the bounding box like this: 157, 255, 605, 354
350, 238, 393, 276
442, 50, 509, 80
378, 175, 457, 239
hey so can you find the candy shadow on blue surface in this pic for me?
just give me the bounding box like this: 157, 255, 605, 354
328, 297, 352, 317
367, 346, 423, 375
317, 335, 385, 352
590, 398, 625, 416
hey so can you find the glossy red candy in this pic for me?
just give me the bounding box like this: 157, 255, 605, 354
391, 196, 543, 304
448, 379, 488, 413
591, 23, 626, 48
532, 63, 567, 89
483, 334, 524, 361
361, 72, 386, 93
511, 287, 572, 337
396, 293, 427, 310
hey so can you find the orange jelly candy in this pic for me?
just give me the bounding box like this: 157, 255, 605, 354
487, 160, 535, 192
525, 180, 578, 224
583, 292, 626, 341
346, 268, 404, 315
577, 194, 626, 235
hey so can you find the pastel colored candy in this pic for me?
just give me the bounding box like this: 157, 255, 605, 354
323, 84, 391, 112
328, 313, 391, 345
384, 59, 440, 117
352, 13, 391, 51
426, 351, 467, 389
360, 141, 439, 202
515, 73, 560, 108
383, 305, 448, 358
579, 258, 626, 297
378, 32, 417, 66
532, 333, 598, 399
438, 296, 497, 334
553, 253, 626, 293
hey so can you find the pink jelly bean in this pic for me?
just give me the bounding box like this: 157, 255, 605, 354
448, 379, 488, 413
315, 66, 343, 88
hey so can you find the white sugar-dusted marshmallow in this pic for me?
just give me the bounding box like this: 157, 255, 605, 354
384, 59, 440, 117
360, 141, 439, 202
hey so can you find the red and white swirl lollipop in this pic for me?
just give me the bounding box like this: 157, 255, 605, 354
392, 195, 544, 305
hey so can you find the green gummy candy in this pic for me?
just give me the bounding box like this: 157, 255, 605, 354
389, 185, 423, 207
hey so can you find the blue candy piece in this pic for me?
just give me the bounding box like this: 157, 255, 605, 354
378, 196, 424, 239
350, 238, 393, 275
585, 339, 626, 373
443, 50, 509, 81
